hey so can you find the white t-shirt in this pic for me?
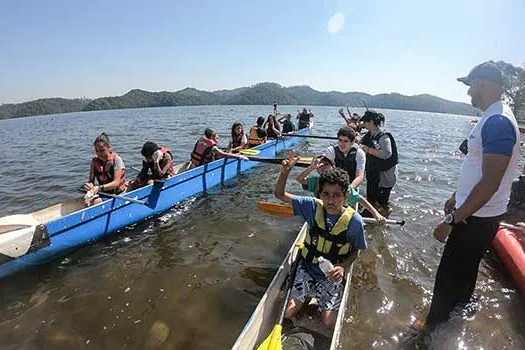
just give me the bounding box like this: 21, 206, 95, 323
324, 144, 366, 173
456, 101, 519, 217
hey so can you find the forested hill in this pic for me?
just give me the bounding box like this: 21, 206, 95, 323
1, 83, 478, 120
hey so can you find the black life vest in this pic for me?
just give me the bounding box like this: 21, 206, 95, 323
301, 200, 355, 265
361, 130, 398, 172
298, 112, 311, 129
144, 147, 175, 178
334, 146, 358, 183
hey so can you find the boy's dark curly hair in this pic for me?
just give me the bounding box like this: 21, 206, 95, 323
337, 126, 356, 141
318, 168, 349, 193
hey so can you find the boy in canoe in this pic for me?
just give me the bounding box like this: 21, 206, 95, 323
83, 133, 127, 205
275, 157, 367, 329
295, 155, 386, 224
128, 141, 176, 189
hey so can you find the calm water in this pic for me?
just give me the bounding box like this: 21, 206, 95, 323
0, 106, 524, 349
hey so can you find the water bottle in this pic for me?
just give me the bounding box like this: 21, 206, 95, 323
317, 256, 335, 276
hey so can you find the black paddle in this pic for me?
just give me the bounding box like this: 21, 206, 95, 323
282, 133, 338, 140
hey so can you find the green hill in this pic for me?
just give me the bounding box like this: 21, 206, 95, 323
1, 83, 478, 119
0, 98, 91, 120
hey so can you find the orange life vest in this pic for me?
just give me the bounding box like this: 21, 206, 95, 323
190, 137, 217, 167
92, 152, 127, 193
248, 127, 265, 146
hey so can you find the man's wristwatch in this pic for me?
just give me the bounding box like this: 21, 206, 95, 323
444, 213, 455, 226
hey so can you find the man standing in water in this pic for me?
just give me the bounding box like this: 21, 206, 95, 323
426, 61, 520, 329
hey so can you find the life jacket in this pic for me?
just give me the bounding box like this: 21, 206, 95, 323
248, 126, 265, 146
334, 146, 358, 182
231, 132, 245, 149
361, 130, 398, 173
282, 120, 294, 133
301, 199, 355, 265
92, 152, 127, 193
145, 147, 175, 178
191, 137, 217, 166
298, 112, 311, 129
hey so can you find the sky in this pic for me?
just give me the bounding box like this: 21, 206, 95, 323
1, 0, 524, 104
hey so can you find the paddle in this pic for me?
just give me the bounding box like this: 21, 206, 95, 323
500, 222, 522, 231
282, 133, 338, 140
78, 189, 148, 206
246, 156, 312, 168
257, 247, 301, 350
257, 201, 405, 226
361, 98, 370, 111
240, 149, 261, 155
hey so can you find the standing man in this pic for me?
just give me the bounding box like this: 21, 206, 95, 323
426, 61, 520, 329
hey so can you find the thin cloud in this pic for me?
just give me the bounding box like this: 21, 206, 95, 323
327, 12, 345, 34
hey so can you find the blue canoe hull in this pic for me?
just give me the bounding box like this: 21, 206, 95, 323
0, 129, 310, 279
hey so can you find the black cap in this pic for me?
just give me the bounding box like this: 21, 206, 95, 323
360, 110, 377, 122
457, 61, 503, 86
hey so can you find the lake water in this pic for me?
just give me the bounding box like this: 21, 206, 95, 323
0, 106, 524, 349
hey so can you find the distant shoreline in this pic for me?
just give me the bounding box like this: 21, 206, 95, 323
0, 83, 478, 120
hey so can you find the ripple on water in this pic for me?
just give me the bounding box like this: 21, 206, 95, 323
1, 107, 525, 349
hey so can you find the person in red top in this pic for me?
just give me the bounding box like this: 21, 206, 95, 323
128, 141, 176, 190
187, 128, 248, 169
83, 133, 127, 205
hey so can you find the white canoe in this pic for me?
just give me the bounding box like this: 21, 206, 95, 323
233, 221, 356, 349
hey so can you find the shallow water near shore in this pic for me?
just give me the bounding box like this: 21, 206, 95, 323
0, 105, 524, 349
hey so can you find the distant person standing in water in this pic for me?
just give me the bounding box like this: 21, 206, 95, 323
424, 61, 520, 330
297, 108, 314, 129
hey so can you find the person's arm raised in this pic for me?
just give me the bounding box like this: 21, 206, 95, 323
275, 158, 299, 205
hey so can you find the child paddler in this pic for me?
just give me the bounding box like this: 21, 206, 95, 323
187, 128, 248, 169
83, 133, 127, 206
128, 141, 176, 190
275, 157, 367, 329
295, 155, 386, 224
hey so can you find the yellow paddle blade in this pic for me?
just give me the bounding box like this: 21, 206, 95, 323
256, 324, 283, 350
240, 149, 260, 155
298, 157, 313, 162
257, 202, 294, 217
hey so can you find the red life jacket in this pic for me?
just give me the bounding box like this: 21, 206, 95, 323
191, 137, 217, 167
231, 132, 245, 149
145, 147, 175, 178
92, 152, 127, 193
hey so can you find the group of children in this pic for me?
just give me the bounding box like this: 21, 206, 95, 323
82, 112, 305, 205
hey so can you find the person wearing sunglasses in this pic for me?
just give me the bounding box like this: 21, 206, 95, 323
323, 126, 366, 191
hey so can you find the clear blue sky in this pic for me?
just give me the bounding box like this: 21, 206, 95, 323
1, 0, 523, 104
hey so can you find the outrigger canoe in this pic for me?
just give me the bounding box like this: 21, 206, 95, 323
0, 128, 310, 279
233, 221, 356, 350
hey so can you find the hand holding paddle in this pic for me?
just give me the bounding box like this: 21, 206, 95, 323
257, 201, 405, 226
